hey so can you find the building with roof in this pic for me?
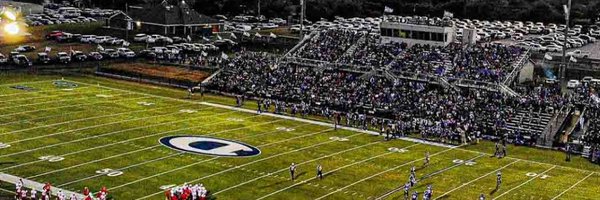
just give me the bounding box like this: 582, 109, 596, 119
105, 0, 223, 36
380, 16, 456, 47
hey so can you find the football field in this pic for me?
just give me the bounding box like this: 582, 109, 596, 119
1, 75, 600, 200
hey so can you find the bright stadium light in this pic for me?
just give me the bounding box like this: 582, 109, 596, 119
4, 22, 20, 35
3, 10, 17, 21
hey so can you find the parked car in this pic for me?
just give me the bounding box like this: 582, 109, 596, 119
57, 52, 71, 63
0, 53, 7, 64
14, 45, 36, 52
72, 51, 87, 61
567, 80, 581, 89
582, 76, 594, 83
567, 50, 590, 59
45, 30, 64, 40
80, 35, 96, 43
36, 52, 52, 64
101, 49, 119, 59
93, 36, 111, 44
122, 50, 136, 58
133, 34, 148, 42
88, 52, 103, 61
13, 55, 32, 67
544, 44, 562, 52
116, 48, 132, 57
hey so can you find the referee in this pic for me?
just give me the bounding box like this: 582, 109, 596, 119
317, 164, 323, 180
290, 163, 296, 181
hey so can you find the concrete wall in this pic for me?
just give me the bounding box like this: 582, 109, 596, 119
519, 61, 535, 83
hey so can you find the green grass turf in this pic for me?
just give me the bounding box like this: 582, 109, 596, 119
0, 74, 599, 200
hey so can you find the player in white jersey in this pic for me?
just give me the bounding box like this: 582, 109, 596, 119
30, 189, 37, 200
199, 184, 207, 197
57, 190, 66, 200
191, 184, 198, 200
69, 193, 78, 200
15, 178, 23, 191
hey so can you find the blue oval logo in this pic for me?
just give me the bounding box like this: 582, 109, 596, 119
159, 136, 261, 157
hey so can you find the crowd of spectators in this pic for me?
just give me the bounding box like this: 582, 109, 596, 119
206, 28, 600, 150
388, 43, 524, 83
337, 34, 404, 69
290, 29, 525, 84
208, 51, 555, 144
292, 29, 364, 62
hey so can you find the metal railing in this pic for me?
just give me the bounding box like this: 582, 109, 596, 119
503, 49, 531, 86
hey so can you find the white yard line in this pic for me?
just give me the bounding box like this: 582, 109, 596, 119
0, 107, 224, 161
0, 173, 84, 199
0, 95, 145, 127
310, 146, 461, 200
5, 108, 187, 144
0, 187, 16, 194
375, 153, 486, 200
0, 89, 116, 111
202, 102, 455, 149
419, 154, 486, 181
0, 109, 84, 127
492, 166, 557, 200
58, 152, 185, 187
27, 145, 163, 179
0, 79, 53, 88
68, 79, 600, 198
550, 172, 595, 200
0, 110, 252, 171
257, 144, 422, 200
456, 148, 597, 176
61, 119, 286, 187
1, 104, 189, 140
135, 129, 356, 200
213, 141, 392, 196
435, 160, 520, 199
0, 95, 147, 119
110, 126, 331, 191
0, 86, 91, 102
69, 79, 455, 149
0, 84, 88, 98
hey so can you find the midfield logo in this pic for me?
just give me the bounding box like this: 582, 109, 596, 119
159, 136, 261, 157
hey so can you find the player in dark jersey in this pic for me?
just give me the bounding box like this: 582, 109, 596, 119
403, 182, 410, 200
411, 191, 418, 200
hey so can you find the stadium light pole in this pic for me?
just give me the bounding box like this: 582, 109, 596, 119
300, 0, 305, 38
560, 0, 571, 91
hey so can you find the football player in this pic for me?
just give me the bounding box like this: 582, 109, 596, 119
496, 171, 502, 189
30, 189, 37, 200
290, 163, 297, 180
411, 191, 418, 200
15, 178, 23, 192
403, 182, 410, 200
423, 185, 432, 200
57, 190, 65, 200
317, 164, 324, 180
